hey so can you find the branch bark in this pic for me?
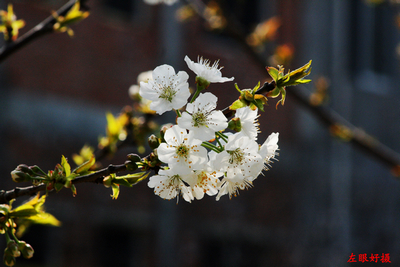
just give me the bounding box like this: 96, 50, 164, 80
0, 163, 127, 204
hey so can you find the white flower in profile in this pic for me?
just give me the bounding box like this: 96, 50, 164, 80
148, 169, 193, 203
157, 125, 208, 174
184, 55, 234, 84
139, 64, 190, 115
258, 132, 279, 171
129, 70, 153, 99
144, 0, 178, 5
177, 92, 228, 141
234, 107, 260, 140
216, 176, 253, 201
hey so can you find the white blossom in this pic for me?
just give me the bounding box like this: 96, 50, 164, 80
129, 70, 153, 99
148, 169, 193, 202
211, 133, 264, 200
139, 64, 190, 115
216, 176, 253, 201
177, 92, 228, 141
258, 132, 279, 171
234, 106, 260, 140
213, 133, 263, 180
184, 167, 222, 200
184, 55, 234, 84
157, 125, 208, 174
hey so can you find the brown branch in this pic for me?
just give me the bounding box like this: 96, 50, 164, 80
0, 163, 127, 204
0, 0, 88, 63
289, 86, 400, 174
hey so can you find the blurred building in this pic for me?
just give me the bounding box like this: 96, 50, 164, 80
1, 0, 400, 266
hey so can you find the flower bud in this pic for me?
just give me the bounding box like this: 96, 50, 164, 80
124, 161, 138, 172
148, 134, 160, 150
19, 242, 34, 259
29, 165, 45, 176
127, 154, 141, 163
160, 124, 173, 142
17, 241, 26, 251
46, 182, 54, 191
148, 150, 161, 168
10, 170, 31, 183
10, 164, 35, 183
7, 241, 20, 258
16, 164, 34, 175
3, 252, 16, 266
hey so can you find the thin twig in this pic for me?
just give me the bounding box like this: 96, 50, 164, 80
0, 0, 87, 63
289, 86, 400, 173
0, 163, 127, 204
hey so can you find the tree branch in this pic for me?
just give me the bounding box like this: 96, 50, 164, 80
0, 163, 127, 204
289, 86, 400, 174
0, 0, 88, 63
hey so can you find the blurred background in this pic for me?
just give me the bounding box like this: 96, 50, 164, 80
1, 0, 400, 266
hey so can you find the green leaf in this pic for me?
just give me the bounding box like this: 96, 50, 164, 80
9, 208, 38, 218
70, 184, 77, 196
277, 88, 287, 108
267, 87, 281, 98
278, 60, 312, 87
252, 81, 261, 94
61, 155, 71, 177
266, 66, 280, 81
25, 213, 61, 226
113, 178, 132, 188
54, 182, 64, 192
294, 78, 312, 84
119, 172, 150, 186
111, 184, 120, 199
287, 60, 312, 81
73, 155, 95, 174
253, 99, 265, 112
10, 194, 44, 215
16, 209, 61, 238
229, 99, 247, 110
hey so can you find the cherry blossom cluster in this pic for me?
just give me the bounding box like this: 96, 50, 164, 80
138, 55, 279, 202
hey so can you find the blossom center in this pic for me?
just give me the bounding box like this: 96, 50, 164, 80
159, 86, 176, 102
176, 144, 190, 159
192, 111, 207, 127
227, 148, 245, 165
197, 171, 208, 184
169, 174, 182, 186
